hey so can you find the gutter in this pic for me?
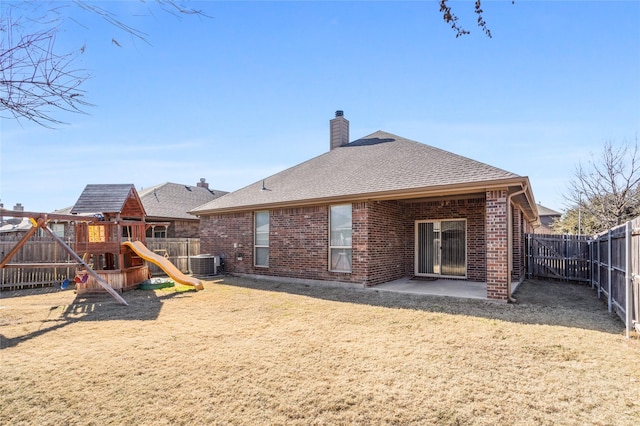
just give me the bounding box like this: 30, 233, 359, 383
192, 177, 531, 216
506, 184, 529, 303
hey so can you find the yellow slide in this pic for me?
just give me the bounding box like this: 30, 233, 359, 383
122, 241, 204, 291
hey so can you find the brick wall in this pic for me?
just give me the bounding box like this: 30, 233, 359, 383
404, 197, 486, 282
511, 206, 525, 281
486, 190, 508, 300
200, 212, 254, 274
363, 201, 406, 285
170, 220, 200, 238
199, 196, 490, 287
200, 206, 364, 284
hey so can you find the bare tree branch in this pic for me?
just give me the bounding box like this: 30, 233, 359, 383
439, 0, 496, 38
561, 138, 640, 234
0, 1, 209, 128
1, 9, 91, 127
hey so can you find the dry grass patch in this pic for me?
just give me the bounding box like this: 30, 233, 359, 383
1, 277, 639, 425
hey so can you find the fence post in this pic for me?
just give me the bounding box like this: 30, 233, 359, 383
625, 221, 632, 338
589, 240, 594, 290
608, 229, 612, 313
564, 234, 568, 282
187, 238, 191, 274
597, 236, 602, 298
526, 234, 531, 279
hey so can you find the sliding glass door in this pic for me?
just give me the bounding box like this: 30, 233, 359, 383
416, 220, 466, 277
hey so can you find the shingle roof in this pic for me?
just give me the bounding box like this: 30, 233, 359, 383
138, 182, 227, 220
192, 131, 526, 214
71, 184, 140, 215
536, 204, 562, 217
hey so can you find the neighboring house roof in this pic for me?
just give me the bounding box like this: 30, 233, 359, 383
0, 217, 31, 234
138, 182, 227, 220
192, 130, 537, 219
537, 203, 562, 230
536, 204, 562, 217
71, 184, 146, 216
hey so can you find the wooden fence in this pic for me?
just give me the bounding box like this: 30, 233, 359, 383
590, 220, 639, 337
527, 219, 640, 337
0, 238, 200, 290
526, 234, 591, 283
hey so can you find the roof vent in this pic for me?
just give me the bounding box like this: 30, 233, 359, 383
335, 110, 344, 117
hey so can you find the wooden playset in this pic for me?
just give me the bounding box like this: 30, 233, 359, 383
0, 184, 203, 305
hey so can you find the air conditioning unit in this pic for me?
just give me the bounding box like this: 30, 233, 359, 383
191, 254, 220, 277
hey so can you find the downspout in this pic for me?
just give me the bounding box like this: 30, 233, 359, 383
506, 184, 528, 303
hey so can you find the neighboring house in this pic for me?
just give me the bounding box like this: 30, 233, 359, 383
191, 112, 540, 301
535, 203, 562, 234
138, 179, 227, 238
0, 218, 32, 240
48, 206, 91, 240
46, 179, 227, 241
0, 203, 35, 240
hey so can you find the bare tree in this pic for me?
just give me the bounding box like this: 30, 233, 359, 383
1, 6, 90, 127
560, 138, 640, 234
2, 1, 496, 128
0, 1, 207, 127
439, 0, 498, 38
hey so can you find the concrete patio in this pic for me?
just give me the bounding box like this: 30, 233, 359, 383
372, 277, 488, 300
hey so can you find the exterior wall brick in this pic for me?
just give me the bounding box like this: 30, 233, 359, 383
362, 200, 406, 285
199, 193, 530, 300
199, 196, 489, 287
404, 197, 486, 282
170, 220, 200, 238
511, 207, 525, 281
200, 206, 362, 284
200, 212, 253, 274
486, 190, 508, 300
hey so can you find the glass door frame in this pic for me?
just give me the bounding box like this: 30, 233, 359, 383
414, 219, 467, 279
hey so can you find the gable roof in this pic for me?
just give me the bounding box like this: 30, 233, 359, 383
536, 204, 562, 217
192, 131, 535, 216
138, 182, 227, 220
71, 184, 146, 217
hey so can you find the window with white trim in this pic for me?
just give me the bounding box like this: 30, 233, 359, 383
254, 211, 269, 267
329, 204, 352, 272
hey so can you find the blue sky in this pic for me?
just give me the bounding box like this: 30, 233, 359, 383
1, 0, 639, 214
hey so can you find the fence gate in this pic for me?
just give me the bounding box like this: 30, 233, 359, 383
526, 234, 591, 283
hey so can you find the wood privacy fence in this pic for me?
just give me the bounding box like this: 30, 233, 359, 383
590, 220, 639, 337
527, 218, 640, 337
0, 238, 200, 290
526, 234, 591, 283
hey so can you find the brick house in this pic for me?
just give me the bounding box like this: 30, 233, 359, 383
192, 112, 539, 300
138, 179, 227, 238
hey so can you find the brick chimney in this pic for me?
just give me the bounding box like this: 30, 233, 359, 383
197, 178, 209, 189
330, 110, 349, 150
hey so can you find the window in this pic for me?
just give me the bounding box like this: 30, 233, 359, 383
254, 211, 269, 267
329, 204, 352, 272
50, 223, 65, 238
415, 219, 466, 277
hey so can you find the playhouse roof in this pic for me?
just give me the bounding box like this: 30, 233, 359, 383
71, 184, 146, 218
